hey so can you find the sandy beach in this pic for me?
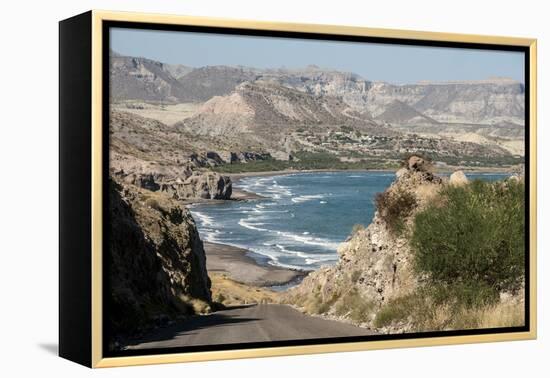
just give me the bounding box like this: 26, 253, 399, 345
230, 187, 265, 200
204, 242, 306, 287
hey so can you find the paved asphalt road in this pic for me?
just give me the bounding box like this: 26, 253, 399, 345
127, 304, 374, 349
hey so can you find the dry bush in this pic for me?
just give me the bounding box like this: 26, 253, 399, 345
334, 289, 375, 323
375, 187, 417, 234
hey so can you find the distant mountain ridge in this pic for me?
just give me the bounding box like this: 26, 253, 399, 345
110, 51, 524, 127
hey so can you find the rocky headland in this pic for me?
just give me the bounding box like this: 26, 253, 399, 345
283, 156, 525, 333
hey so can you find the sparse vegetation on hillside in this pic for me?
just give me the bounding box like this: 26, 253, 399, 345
375, 187, 417, 235
333, 289, 376, 323
212, 151, 396, 173
374, 287, 524, 331
210, 273, 280, 306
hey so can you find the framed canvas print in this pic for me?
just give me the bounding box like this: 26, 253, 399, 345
59, 10, 537, 368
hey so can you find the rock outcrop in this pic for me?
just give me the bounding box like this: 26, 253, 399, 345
449, 170, 469, 186
186, 151, 272, 167
187, 152, 226, 169
229, 151, 272, 164
284, 159, 443, 329
115, 171, 232, 201
108, 180, 212, 342
164, 172, 232, 200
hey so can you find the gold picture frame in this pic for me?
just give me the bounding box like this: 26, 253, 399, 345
59, 9, 537, 368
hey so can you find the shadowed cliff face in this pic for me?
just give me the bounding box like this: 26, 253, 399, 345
107, 180, 211, 345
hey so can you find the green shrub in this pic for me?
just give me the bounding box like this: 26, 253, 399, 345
411, 179, 525, 303
375, 187, 417, 234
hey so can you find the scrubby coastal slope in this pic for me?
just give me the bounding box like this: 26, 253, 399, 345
283, 157, 439, 326
284, 156, 525, 332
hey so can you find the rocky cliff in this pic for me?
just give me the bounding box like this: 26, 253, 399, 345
116, 171, 233, 201
107, 179, 212, 344
283, 157, 443, 329
109, 110, 234, 200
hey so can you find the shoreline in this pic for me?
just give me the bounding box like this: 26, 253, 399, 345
204, 241, 308, 288
226, 167, 393, 181
183, 167, 513, 207
195, 167, 512, 289
224, 165, 519, 181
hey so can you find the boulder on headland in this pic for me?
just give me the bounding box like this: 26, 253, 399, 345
395, 168, 408, 179
449, 170, 469, 186
406, 155, 429, 172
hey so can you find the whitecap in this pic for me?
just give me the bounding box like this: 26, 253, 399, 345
291, 194, 325, 203
192, 211, 215, 227
238, 218, 269, 232
280, 231, 340, 251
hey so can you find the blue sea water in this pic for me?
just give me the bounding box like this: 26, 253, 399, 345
190, 171, 510, 271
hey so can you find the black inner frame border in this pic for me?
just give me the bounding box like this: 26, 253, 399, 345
102, 20, 531, 359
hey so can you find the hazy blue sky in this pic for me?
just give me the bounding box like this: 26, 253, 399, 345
111, 27, 525, 84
